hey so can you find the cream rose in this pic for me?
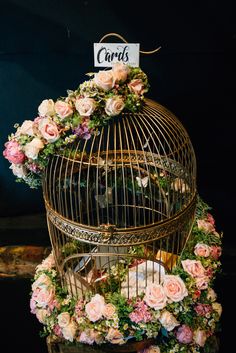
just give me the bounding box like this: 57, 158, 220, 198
75, 97, 96, 116
207, 288, 217, 302
212, 302, 222, 317
32, 273, 52, 291
159, 310, 179, 331
38, 118, 60, 143
10, 164, 27, 179
35, 308, 49, 324
106, 328, 125, 345
193, 329, 207, 347
112, 62, 130, 82
62, 322, 77, 342
102, 303, 116, 319
54, 100, 73, 119
181, 259, 206, 278
105, 96, 125, 116
17, 120, 34, 136
38, 99, 55, 117
24, 137, 44, 160
94, 70, 115, 91
194, 243, 211, 257
128, 79, 145, 95
144, 283, 167, 310
163, 275, 188, 302
57, 312, 71, 328
85, 294, 105, 322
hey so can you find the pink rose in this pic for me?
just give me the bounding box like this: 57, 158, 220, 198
144, 283, 167, 310
30, 297, 37, 314
176, 325, 193, 344
181, 259, 205, 278
53, 324, 63, 337
33, 287, 55, 309
23, 137, 44, 160
85, 294, 105, 322
159, 310, 179, 331
79, 331, 95, 345
207, 213, 215, 225
163, 275, 188, 302
57, 312, 71, 328
193, 329, 207, 347
195, 276, 210, 290
38, 117, 60, 143
94, 70, 115, 91
128, 79, 145, 95
112, 62, 130, 82
3, 140, 25, 164
17, 120, 34, 136
197, 219, 215, 233
106, 328, 125, 345
102, 303, 116, 319
105, 96, 125, 116
35, 308, 49, 324
194, 243, 211, 257
210, 246, 222, 260
10, 163, 27, 179
55, 100, 73, 119
32, 273, 52, 291
62, 321, 77, 342
36, 252, 55, 273
75, 97, 96, 116
38, 99, 55, 117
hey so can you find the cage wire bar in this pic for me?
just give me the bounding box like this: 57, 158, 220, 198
43, 98, 197, 299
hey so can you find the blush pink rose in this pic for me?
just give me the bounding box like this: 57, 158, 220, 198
112, 62, 130, 82
210, 246, 222, 260
38, 99, 55, 117
128, 79, 145, 95
106, 328, 125, 345
3, 140, 25, 164
55, 100, 73, 119
57, 312, 71, 328
197, 219, 215, 233
33, 287, 55, 309
102, 303, 116, 319
35, 308, 49, 324
181, 259, 206, 278
17, 120, 34, 136
75, 97, 96, 116
163, 275, 188, 302
176, 325, 193, 344
24, 137, 44, 160
94, 70, 115, 91
79, 331, 95, 345
194, 243, 211, 257
85, 294, 105, 322
62, 322, 77, 342
195, 276, 210, 290
193, 329, 207, 347
105, 96, 125, 116
38, 118, 60, 143
144, 283, 167, 310
32, 273, 52, 291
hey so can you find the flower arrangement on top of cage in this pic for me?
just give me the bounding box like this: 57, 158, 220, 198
30, 199, 222, 353
3, 63, 149, 189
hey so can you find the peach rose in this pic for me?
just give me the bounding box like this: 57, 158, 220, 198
181, 259, 205, 278
62, 321, 77, 342
38, 117, 60, 143
159, 310, 179, 331
57, 312, 71, 328
55, 100, 73, 119
195, 276, 210, 290
197, 219, 215, 233
32, 273, 52, 291
105, 96, 125, 116
144, 283, 167, 310
3, 140, 25, 164
193, 329, 207, 347
17, 120, 34, 136
24, 137, 44, 160
10, 163, 27, 179
102, 303, 116, 319
194, 243, 211, 257
85, 294, 105, 322
106, 328, 125, 345
128, 79, 145, 95
163, 275, 188, 302
35, 308, 49, 324
75, 97, 96, 116
112, 62, 130, 82
38, 99, 55, 117
212, 302, 222, 317
94, 70, 115, 91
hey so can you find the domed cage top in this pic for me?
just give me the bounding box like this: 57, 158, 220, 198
43, 98, 197, 298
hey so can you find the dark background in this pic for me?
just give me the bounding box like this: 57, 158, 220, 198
0, 0, 235, 352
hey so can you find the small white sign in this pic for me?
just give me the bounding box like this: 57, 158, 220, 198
94, 43, 140, 67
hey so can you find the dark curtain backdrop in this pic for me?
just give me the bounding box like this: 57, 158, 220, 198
1, 0, 235, 247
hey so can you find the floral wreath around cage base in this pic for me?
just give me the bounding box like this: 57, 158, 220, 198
30, 199, 222, 353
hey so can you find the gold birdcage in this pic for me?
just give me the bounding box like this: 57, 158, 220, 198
43, 98, 197, 299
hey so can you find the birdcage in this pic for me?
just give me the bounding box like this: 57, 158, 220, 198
42, 98, 197, 299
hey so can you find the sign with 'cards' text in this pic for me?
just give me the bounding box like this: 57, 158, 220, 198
94, 43, 140, 67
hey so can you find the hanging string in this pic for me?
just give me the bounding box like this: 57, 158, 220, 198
99, 32, 161, 55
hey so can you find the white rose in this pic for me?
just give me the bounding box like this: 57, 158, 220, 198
17, 120, 34, 136
105, 96, 125, 116
159, 310, 179, 331
94, 70, 115, 91
62, 322, 77, 342
35, 308, 49, 324
24, 137, 44, 160
75, 97, 96, 116
10, 164, 27, 179
57, 312, 71, 328
212, 302, 222, 317
38, 99, 55, 117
